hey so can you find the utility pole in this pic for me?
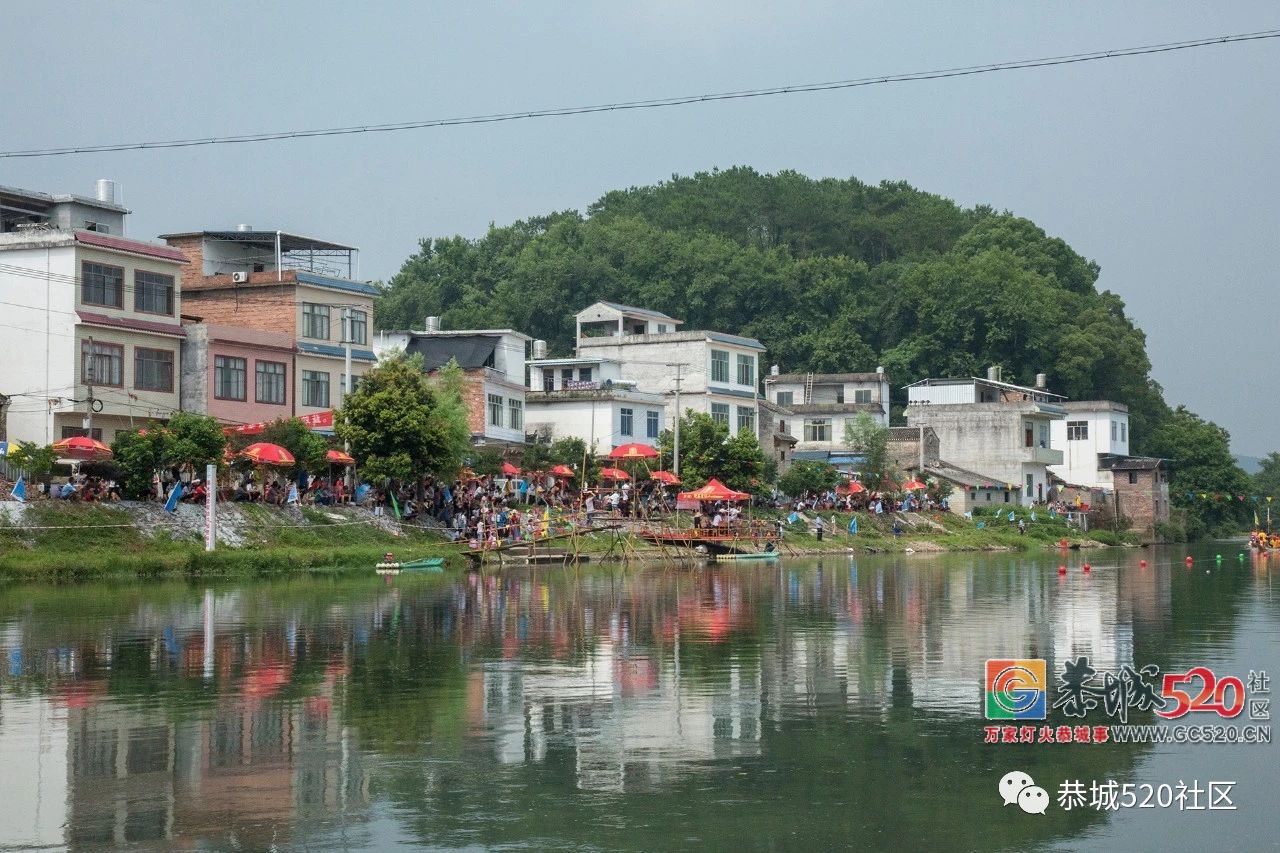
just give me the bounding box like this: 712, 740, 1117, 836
340, 307, 353, 405
84, 335, 95, 438
669, 363, 685, 476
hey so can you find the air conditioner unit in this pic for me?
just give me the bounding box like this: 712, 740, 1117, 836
231, 271, 250, 283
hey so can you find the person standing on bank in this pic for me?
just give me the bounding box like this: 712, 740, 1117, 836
814, 515, 825, 542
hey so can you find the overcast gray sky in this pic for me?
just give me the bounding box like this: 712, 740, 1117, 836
4, 2, 1277, 454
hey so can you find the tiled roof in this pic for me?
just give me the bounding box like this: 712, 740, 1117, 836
77, 310, 186, 338
75, 231, 188, 263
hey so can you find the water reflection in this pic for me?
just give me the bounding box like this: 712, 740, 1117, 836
0, 550, 1274, 850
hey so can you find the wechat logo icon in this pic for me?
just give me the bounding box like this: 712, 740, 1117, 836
1000, 770, 1049, 815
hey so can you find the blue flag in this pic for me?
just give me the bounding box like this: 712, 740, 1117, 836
164, 482, 184, 513
287, 484, 299, 505
848, 516, 858, 535
10, 475, 25, 503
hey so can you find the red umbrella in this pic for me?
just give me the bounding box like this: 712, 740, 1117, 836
678, 478, 749, 502
608, 443, 659, 460
649, 470, 681, 486
550, 464, 576, 478
500, 461, 521, 476
837, 480, 866, 495
599, 467, 631, 481
52, 435, 113, 460
240, 442, 295, 466
902, 479, 927, 491
326, 448, 355, 465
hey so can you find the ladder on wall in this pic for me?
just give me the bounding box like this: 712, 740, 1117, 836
803, 372, 814, 404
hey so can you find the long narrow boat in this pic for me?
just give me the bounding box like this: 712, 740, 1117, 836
713, 551, 781, 563
375, 556, 445, 575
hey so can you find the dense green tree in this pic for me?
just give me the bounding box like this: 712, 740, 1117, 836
844, 414, 893, 485
777, 460, 839, 499
1145, 406, 1251, 538
1251, 452, 1280, 499
162, 412, 229, 471
657, 411, 764, 493
334, 354, 471, 484
110, 429, 166, 499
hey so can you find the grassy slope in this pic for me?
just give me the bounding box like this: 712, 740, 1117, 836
0, 502, 1131, 582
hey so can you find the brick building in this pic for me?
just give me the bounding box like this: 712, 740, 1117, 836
162, 229, 376, 426
1098, 455, 1171, 534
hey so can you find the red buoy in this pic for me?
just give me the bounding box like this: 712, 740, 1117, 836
1139, 560, 1147, 568
1185, 556, 1194, 566
1058, 565, 1067, 575
1083, 563, 1092, 573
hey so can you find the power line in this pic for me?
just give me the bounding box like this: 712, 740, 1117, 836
3, 28, 1277, 159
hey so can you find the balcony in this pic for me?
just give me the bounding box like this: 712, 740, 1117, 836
1026, 445, 1063, 465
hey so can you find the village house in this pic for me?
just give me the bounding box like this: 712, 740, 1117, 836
905, 368, 1066, 507
0, 182, 187, 445
1048, 400, 1169, 532
375, 317, 530, 447
162, 227, 377, 429
763, 368, 891, 469
572, 301, 765, 439
524, 346, 666, 453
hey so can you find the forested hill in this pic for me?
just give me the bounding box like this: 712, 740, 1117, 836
377, 168, 1166, 440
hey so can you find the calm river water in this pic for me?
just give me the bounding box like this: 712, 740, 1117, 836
0, 547, 1276, 851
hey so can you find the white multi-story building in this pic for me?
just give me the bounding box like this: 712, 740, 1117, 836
572, 302, 764, 438
524, 354, 666, 453
0, 183, 187, 445
375, 318, 530, 446
1048, 401, 1130, 489
763, 369, 891, 466
905, 370, 1065, 506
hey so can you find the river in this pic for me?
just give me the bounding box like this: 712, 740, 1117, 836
0, 547, 1275, 851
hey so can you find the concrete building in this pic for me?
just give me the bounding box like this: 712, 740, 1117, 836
1098, 455, 1171, 533
758, 399, 799, 472
375, 318, 530, 446
1049, 401, 1130, 488
0, 186, 188, 445
180, 323, 296, 426
572, 302, 765, 438
525, 354, 665, 452
905, 371, 1065, 507
763, 369, 891, 467
162, 229, 377, 422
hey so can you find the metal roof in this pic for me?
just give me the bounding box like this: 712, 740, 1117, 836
768, 372, 888, 384
590, 300, 682, 323
159, 230, 357, 252
405, 335, 499, 371
904, 376, 1066, 400
0, 184, 130, 214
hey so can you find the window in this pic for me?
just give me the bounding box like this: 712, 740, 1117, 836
835, 387, 845, 404
803, 418, 831, 442
134, 348, 174, 392
620, 407, 634, 436
1026, 474, 1034, 497
301, 370, 330, 408
776, 390, 794, 407
1067, 420, 1089, 441
736, 353, 754, 386
1004, 491, 1011, 503
82, 220, 110, 234
561, 368, 574, 383
1121, 422, 1127, 442
256, 360, 286, 404
646, 410, 660, 439
509, 398, 523, 431
1025, 426, 1034, 448
61, 426, 103, 441
854, 388, 872, 404
657, 323, 668, 333
347, 310, 368, 345
578, 367, 593, 382
1039, 424, 1049, 448
133, 270, 175, 315
1111, 420, 1118, 442
710, 402, 730, 426
215, 355, 247, 400
81, 340, 123, 387
302, 303, 330, 339
737, 405, 756, 435
1128, 471, 1138, 485
82, 262, 124, 308
711, 350, 729, 384
488, 393, 504, 427
543, 369, 555, 392
339, 374, 360, 396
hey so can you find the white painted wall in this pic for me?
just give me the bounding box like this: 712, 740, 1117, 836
525, 394, 665, 452
1049, 408, 1131, 488
0, 242, 81, 444
481, 378, 529, 444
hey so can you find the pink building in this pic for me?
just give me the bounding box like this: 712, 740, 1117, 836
181, 321, 295, 427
